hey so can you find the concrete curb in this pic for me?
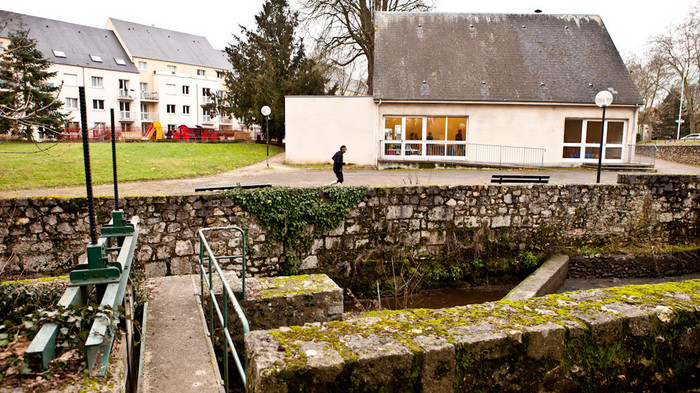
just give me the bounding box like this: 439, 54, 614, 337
502, 254, 569, 301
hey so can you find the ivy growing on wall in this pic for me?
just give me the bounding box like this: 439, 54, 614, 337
225, 186, 368, 275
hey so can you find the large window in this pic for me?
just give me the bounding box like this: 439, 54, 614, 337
562, 119, 625, 161
383, 116, 467, 141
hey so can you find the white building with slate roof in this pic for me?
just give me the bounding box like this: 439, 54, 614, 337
0, 10, 234, 138
285, 12, 644, 167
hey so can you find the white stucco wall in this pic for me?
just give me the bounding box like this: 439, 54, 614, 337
285, 97, 639, 166
285, 96, 377, 165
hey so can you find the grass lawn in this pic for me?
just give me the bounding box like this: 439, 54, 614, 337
0, 141, 283, 191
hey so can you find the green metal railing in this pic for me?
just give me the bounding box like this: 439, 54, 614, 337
198, 226, 249, 390
26, 215, 139, 375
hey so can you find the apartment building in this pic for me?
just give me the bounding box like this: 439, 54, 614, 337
0, 10, 235, 137
106, 18, 236, 133
0, 11, 141, 135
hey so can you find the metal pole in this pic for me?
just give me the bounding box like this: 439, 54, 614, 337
110, 109, 119, 210
676, 76, 685, 140
596, 106, 607, 184
79, 86, 98, 245
265, 116, 270, 168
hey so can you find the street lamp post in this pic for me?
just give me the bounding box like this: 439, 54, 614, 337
261, 105, 271, 168
594, 91, 614, 184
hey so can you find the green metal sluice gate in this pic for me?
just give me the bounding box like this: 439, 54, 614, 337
198, 226, 251, 391
26, 96, 141, 378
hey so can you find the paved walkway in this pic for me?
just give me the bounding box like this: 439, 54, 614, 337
140, 275, 224, 393
2, 154, 699, 198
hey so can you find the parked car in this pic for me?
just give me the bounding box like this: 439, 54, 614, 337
680, 133, 700, 141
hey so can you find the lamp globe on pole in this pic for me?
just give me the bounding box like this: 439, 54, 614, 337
594, 90, 613, 184
261, 106, 271, 167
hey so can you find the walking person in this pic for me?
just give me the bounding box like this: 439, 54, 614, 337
328, 145, 347, 185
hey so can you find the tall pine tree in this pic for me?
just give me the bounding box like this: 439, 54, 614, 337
0, 27, 68, 140
222, 0, 333, 140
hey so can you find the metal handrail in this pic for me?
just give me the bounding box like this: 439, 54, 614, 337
197, 226, 249, 390
380, 140, 546, 168
628, 144, 657, 166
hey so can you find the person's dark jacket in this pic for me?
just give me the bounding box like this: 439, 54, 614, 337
332, 150, 344, 171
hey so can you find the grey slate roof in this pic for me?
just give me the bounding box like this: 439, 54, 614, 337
108, 18, 231, 71
374, 12, 643, 105
0, 11, 139, 73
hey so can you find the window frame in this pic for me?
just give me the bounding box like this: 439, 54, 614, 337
166, 104, 176, 114
91, 76, 103, 88
92, 99, 105, 110
562, 118, 626, 162
65, 97, 78, 110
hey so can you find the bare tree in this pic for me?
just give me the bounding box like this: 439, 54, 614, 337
649, 5, 700, 135
626, 53, 671, 140
300, 0, 432, 94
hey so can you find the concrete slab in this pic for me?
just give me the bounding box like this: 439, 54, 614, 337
140, 275, 223, 393
502, 254, 569, 301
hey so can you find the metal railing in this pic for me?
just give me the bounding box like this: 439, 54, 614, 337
140, 112, 159, 122
628, 144, 657, 166
380, 140, 546, 168
118, 111, 136, 121
140, 91, 159, 101
118, 89, 135, 99
198, 226, 249, 390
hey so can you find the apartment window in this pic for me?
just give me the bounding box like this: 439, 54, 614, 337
182, 85, 190, 95
94, 122, 106, 130
91, 76, 103, 88
562, 119, 626, 160
90, 54, 102, 62
64, 73, 78, 86
167, 65, 176, 74
65, 97, 78, 110
202, 87, 211, 97
166, 83, 176, 95
52, 49, 66, 58
93, 99, 105, 110
138, 61, 147, 71
183, 105, 190, 114
166, 104, 176, 114
216, 71, 224, 79
197, 69, 205, 76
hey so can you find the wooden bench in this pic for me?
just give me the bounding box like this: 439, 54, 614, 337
490, 174, 550, 184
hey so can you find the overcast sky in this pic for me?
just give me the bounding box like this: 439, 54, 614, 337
0, 0, 697, 60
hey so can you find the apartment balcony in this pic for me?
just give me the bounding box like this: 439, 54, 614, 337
219, 115, 234, 124
118, 89, 136, 100
140, 112, 159, 122
140, 91, 159, 102
201, 114, 214, 124
119, 111, 137, 122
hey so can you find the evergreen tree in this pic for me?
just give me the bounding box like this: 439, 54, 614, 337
653, 88, 691, 140
221, 0, 333, 140
0, 27, 68, 140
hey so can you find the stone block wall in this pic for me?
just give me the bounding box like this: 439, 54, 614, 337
635, 144, 700, 166
244, 279, 700, 392
1, 175, 697, 284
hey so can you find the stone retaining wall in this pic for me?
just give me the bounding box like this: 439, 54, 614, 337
1, 175, 698, 287
245, 279, 700, 392
636, 144, 700, 166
